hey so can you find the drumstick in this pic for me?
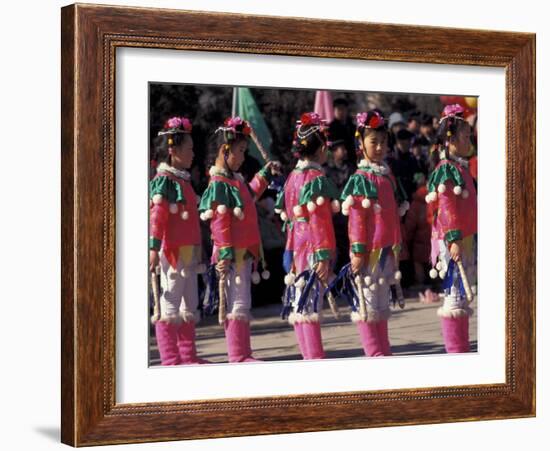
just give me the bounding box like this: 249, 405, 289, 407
456, 260, 474, 303
248, 127, 271, 163
150, 267, 161, 324
354, 275, 368, 322
393, 280, 406, 309
320, 280, 340, 320
218, 272, 227, 325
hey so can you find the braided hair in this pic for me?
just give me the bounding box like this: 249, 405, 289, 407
291, 112, 328, 159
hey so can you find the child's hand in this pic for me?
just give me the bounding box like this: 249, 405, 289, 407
351, 254, 364, 274
216, 258, 231, 276
315, 260, 330, 283
149, 250, 159, 273
450, 241, 462, 262
266, 160, 283, 177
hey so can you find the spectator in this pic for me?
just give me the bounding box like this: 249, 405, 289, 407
407, 111, 421, 134
387, 128, 423, 202
328, 98, 356, 164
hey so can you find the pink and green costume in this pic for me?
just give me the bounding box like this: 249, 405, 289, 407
199, 165, 272, 362
426, 155, 477, 353
149, 162, 208, 365
276, 160, 339, 359
340, 158, 408, 357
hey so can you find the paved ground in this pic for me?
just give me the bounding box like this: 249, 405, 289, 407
149, 295, 478, 366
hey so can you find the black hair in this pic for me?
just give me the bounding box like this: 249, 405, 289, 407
292, 124, 327, 159
420, 114, 433, 127
354, 110, 389, 158
152, 132, 191, 166
205, 129, 249, 169
430, 114, 471, 168
333, 98, 349, 108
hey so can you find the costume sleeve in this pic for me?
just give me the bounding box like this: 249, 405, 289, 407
436, 179, 462, 243
298, 174, 339, 262
149, 176, 185, 250
149, 201, 169, 250
210, 207, 234, 260
248, 164, 273, 199
340, 173, 378, 255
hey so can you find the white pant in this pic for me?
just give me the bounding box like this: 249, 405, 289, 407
159, 252, 200, 323
223, 259, 253, 321
361, 253, 396, 321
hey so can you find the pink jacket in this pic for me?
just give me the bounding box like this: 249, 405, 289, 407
149, 165, 201, 269
199, 166, 270, 263
275, 161, 338, 274
341, 162, 403, 257
427, 158, 477, 244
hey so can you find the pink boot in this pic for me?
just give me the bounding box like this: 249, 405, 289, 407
376, 320, 393, 356
357, 321, 384, 357
176, 321, 211, 364
441, 317, 469, 353
293, 322, 308, 359
224, 318, 261, 363
459, 315, 471, 352
302, 321, 325, 359
155, 321, 181, 365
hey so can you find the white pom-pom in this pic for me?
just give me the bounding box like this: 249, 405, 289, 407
296, 278, 306, 289
235, 275, 242, 285
342, 206, 350, 216
180, 268, 187, 278
280, 211, 288, 222
461, 189, 469, 199
292, 205, 303, 217
369, 283, 378, 291
435, 261, 443, 270
429, 268, 438, 279
453, 185, 463, 196
373, 203, 382, 213
394, 271, 402, 281
233, 207, 244, 220
398, 205, 407, 217
196, 263, 207, 274
439, 270, 446, 279
331, 200, 341, 213
181, 210, 189, 221
316, 196, 325, 206
401, 201, 410, 211
437, 183, 447, 194
217, 204, 228, 215
378, 277, 385, 285
251, 271, 261, 284
361, 198, 371, 209
307, 201, 317, 213
284, 273, 296, 286
364, 276, 372, 286
274, 208, 282, 214
169, 203, 179, 214
152, 194, 163, 205
204, 209, 214, 219
199, 212, 207, 221
261, 270, 270, 280
345, 195, 355, 206
425, 191, 438, 203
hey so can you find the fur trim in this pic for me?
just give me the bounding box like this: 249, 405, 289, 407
156, 313, 182, 325
366, 308, 392, 322
437, 306, 473, 318
226, 312, 251, 322
316, 196, 325, 206
288, 312, 320, 324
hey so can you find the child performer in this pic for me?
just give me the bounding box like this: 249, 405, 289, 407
426, 104, 477, 353
149, 116, 209, 365
199, 117, 277, 363
276, 112, 339, 360
340, 110, 409, 357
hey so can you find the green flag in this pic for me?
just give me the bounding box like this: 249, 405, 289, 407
235, 87, 273, 163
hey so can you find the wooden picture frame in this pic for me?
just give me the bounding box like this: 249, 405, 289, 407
61, 3, 535, 446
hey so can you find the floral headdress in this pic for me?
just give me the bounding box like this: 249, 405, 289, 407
355, 110, 385, 132
291, 112, 328, 151
158, 116, 193, 136
215, 116, 252, 144
439, 104, 465, 125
